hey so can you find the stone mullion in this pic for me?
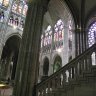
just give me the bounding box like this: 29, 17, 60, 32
76, 28, 81, 56
75, 29, 78, 56
80, 31, 83, 53
81, 0, 86, 52
13, 3, 35, 96
84, 29, 87, 50
82, 29, 85, 51
74, 24, 79, 56
79, 30, 82, 54
80, 27, 85, 54
82, 27, 87, 52
79, 29, 85, 55
49, 27, 54, 74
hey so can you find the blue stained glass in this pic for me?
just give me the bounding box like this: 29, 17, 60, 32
88, 22, 96, 47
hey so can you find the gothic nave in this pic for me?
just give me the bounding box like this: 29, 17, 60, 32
0, 0, 96, 96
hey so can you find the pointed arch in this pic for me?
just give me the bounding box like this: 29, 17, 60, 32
53, 55, 62, 73
43, 57, 49, 76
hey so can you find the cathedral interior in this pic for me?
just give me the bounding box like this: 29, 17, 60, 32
0, 0, 96, 96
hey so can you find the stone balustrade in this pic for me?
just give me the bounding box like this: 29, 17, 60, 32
36, 43, 96, 96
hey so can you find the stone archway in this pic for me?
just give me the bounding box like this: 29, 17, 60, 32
43, 57, 49, 76
41, 57, 49, 81
53, 55, 62, 73
0, 35, 21, 81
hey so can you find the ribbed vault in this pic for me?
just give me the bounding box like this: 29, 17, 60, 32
42, 0, 74, 32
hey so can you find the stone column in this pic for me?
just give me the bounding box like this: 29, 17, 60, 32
75, 26, 81, 56
13, 0, 49, 96
0, 43, 4, 59
49, 26, 54, 75
75, 0, 86, 56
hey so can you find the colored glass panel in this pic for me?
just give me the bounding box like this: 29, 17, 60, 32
3, 0, 9, 7
12, 3, 17, 13
12, 1, 27, 15
23, 4, 28, 15
44, 25, 52, 46
17, 4, 22, 13
54, 19, 64, 42
88, 22, 96, 47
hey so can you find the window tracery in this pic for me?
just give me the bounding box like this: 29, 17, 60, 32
0, 0, 9, 7
53, 19, 64, 50
88, 22, 96, 47
41, 25, 52, 53
12, 1, 28, 16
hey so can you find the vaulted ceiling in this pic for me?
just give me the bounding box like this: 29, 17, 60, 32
43, 0, 72, 32
42, 0, 96, 31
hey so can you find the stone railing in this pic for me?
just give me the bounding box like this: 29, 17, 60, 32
36, 43, 96, 96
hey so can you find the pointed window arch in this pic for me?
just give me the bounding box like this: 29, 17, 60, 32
41, 25, 52, 53
68, 20, 73, 51
0, 0, 9, 7
23, 4, 28, 16
88, 22, 96, 66
44, 25, 52, 46
53, 19, 64, 50
88, 22, 96, 47
54, 19, 64, 42
12, 1, 28, 15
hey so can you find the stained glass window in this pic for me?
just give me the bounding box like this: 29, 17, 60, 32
0, 0, 9, 7
54, 26, 58, 41
23, 4, 28, 16
3, 0, 9, 7
53, 19, 64, 50
41, 25, 52, 53
88, 22, 96, 47
44, 25, 52, 46
17, 3, 22, 14
54, 19, 64, 42
8, 15, 13, 25
12, 2, 23, 14
12, 3, 18, 13
8, 13, 25, 31
88, 22, 96, 66
12, 1, 27, 15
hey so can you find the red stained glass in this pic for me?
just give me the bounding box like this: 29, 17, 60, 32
3, 0, 9, 7
23, 4, 28, 15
